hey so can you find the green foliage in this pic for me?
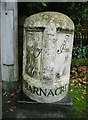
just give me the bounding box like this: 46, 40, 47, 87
72, 45, 88, 59
67, 2, 88, 32
19, 2, 88, 32
69, 84, 87, 118
72, 58, 88, 66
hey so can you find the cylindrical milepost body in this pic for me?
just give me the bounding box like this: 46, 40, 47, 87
23, 12, 74, 103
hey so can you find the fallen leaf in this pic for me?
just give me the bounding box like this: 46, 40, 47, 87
83, 85, 87, 89
83, 81, 87, 84
83, 76, 87, 81
78, 83, 81, 86
10, 108, 13, 112
74, 96, 80, 101
82, 91, 87, 95
70, 83, 74, 86
10, 93, 15, 97
7, 101, 10, 104
3, 92, 7, 96
70, 89, 73, 92
78, 66, 87, 71
81, 96, 84, 99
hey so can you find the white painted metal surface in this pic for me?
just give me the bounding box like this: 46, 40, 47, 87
1, 2, 18, 86
2, 11, 14, 65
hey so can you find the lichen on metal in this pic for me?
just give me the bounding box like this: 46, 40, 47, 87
23, 12, 74, 103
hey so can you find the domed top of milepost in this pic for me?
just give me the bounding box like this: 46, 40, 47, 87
24, 11, 74, 31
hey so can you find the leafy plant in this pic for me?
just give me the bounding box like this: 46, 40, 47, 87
72, 45, 88, 59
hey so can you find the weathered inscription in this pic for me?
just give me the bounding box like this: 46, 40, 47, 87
23, 12, 74, 103
64, 55, 69, 62
24, 80, 68, 97
56, 66, 68, 79
57, 34, 70, 54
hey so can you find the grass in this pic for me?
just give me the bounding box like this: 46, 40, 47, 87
69, 63, 88, 118
69, 79, 88, 118
72, 58, 88, 66
70, 58, 88, 118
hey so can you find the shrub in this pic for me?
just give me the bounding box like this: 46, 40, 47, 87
72, 45, 88, 59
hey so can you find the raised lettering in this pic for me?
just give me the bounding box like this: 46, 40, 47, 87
32, 86, 40, 96
60, 86, 64, 94
55, 88, 60, 95
40, 88, 47, 96
47, 89, 54, 97
24, 84, 68, 97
